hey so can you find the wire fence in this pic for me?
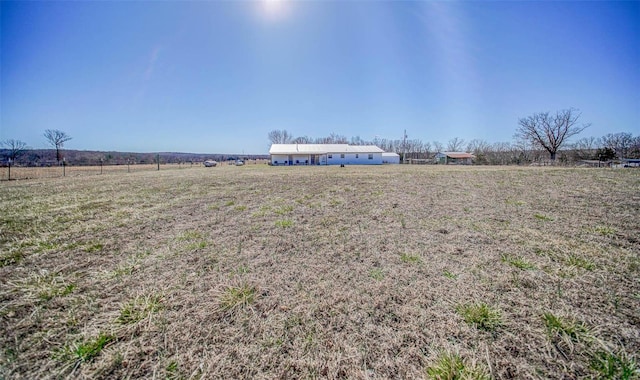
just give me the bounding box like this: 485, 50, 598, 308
0, 160, 269, 181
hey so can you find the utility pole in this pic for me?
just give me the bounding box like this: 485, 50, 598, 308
403, 130, 407, 164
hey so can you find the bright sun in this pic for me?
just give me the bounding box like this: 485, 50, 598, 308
262, 0, 287, 20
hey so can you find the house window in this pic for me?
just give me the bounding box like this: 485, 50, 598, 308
328, 154, 333, 159
368, 154, 373, 159
340, 154, 345, 158
356, 154, 359, 158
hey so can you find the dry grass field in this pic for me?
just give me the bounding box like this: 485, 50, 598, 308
1, 165, 638, 379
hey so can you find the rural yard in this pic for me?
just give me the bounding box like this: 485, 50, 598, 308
0, 165, 638, 379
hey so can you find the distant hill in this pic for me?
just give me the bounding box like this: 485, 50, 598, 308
1, 149, 269, 166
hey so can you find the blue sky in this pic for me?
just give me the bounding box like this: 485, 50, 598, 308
1, 1, 639, 154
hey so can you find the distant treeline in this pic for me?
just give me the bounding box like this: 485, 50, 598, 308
0, 149, 269, 167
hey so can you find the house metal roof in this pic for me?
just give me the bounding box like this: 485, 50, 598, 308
269, 144, 385, 155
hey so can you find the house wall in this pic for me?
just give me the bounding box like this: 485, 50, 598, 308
382, 154, 400, 164
270, 154, 289, 165
271, 152, 383, 165
271, 154, 320, 165
326, 153, 382, 165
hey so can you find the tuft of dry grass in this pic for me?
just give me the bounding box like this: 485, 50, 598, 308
1, 165, 638, 379
217, 282, 257, 314
457, 302, 502, 331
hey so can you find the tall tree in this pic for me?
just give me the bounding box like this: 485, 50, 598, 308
267, 129, 293, 144
516, 108, 589, 161
1, 139, 29, 162
44, 129, 72, 163
447, 137, 465, 152
601, 132, 634, 160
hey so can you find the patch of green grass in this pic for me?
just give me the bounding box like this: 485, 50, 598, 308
176, 230, 203, 241
186, 241, 207, 251
234, 205, 247, 211
400, 253, 421, 264
0, 250, 24, 267
275, 219, 293, 228
166, 360, 184, 380
457, 302, 502, 331
110, 263, 135, 277
425, 352, 490, 380
542, 312, 592, 343
60, 333, 115, 363
224, 200, 235, 207
25, 272, 76, 301
83, 242, 104, 253
77, 333, 114, 362
274, 205, 294, 215
252, 205, 271, 217
506, 199, 525, 206
443, 270, 458, 279
219, 283, 256, 312
590, 350, 638, 380
369, 268, 384, 280
235, 265, 250, 274
35, 240, 59, 253
39, 283, 76, 301
117, 294, 163, 324
566, 254, 595, 271
594, 225, 616, 236
534, 213, 554, 222
501, 254, 536, 270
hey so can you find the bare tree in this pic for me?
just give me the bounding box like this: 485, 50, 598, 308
601, 132, 634, 160
44, 129, 72, 163
432, 141, 443, 154
328, 133, 348, 144
516, 108, 589, 161
268, 129, 293, 144
447, 137, 465, 152
1, 139, 29, 162
630, 135, 640, 158
292, 136, 311, 144
572, 136, 600, 160
466, 139, 490, 164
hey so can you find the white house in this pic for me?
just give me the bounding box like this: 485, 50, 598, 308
269, 144, 385, 165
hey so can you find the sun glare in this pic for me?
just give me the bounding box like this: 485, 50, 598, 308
262, 0, 288, 20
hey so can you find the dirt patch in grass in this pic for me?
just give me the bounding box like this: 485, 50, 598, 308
1, 165, 638, 379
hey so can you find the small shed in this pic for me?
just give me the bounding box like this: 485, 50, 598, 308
435, 152, 475, 165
